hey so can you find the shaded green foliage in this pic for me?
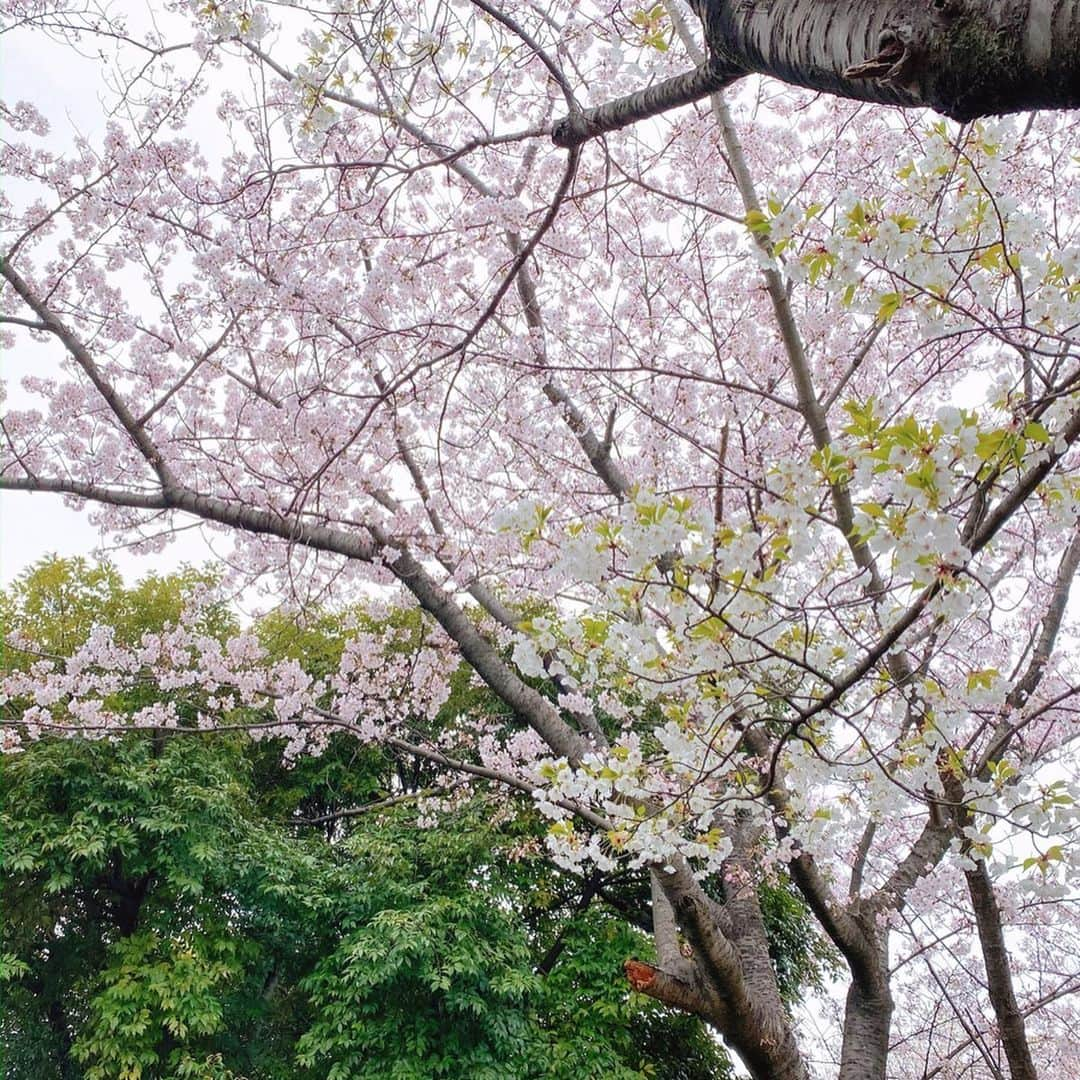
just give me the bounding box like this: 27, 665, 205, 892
1, 727, 333, 1080
296, 803, 736, 1080
303, 811, 625, 1080
2, 558, 737, 1080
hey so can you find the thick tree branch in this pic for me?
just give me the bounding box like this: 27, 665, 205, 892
924, 979, 1080, 1079
553, 1, 1080, 148
650, 868, 694, 976
871, 816, 954, 917
652, 859, 811, 1080
623, 957, 709, 1013
0, 474, 383, 561
552, 59, 739, 148
953, 529, 1080, 1080
740, 725, 879, 979
367, 528, 591, 764
701, 0, 1080, 121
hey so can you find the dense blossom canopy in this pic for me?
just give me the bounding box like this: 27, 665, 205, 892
2, 2, 1079, 1078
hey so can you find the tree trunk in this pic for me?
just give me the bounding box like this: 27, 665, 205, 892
836, 928, 893, 1080
839, 975, 893, 1080
554, 1, 1080, 147
628, 859, 812, 1080
965, 859, 1039, 1080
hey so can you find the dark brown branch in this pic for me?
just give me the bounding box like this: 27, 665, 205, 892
552, 59, 740, 148
535, 873, 601, 976
553, 1, 1080, 149
964, 859, 1039, 1080
1, 258, 173, 484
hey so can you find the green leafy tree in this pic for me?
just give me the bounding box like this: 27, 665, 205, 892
296, 805, 733, 1080
2, 559, 838, 1078
1, 560, 338, 1079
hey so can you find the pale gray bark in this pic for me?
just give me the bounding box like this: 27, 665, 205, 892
700, 0, 1080, 120
650, 869, 691, 972
838, 955, 894, 1080
652, 860, 812, 1080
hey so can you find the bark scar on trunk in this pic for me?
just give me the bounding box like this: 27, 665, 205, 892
624, 958, 658, 991
844, 35, 907, 79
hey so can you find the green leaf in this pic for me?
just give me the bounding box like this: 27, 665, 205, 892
745, 209, 771, 237
1023, 420, 1051, 444
876, 291, 904, 321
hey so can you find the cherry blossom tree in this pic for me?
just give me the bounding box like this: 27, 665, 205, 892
2, 2, 1079, 1078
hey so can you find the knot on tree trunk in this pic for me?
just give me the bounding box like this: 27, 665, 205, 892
551, 112, 601, 149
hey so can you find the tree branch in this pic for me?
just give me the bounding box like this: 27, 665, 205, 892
552, 59, 739, 148
963, 859, 1039, 1080
1, 258, 173, 485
